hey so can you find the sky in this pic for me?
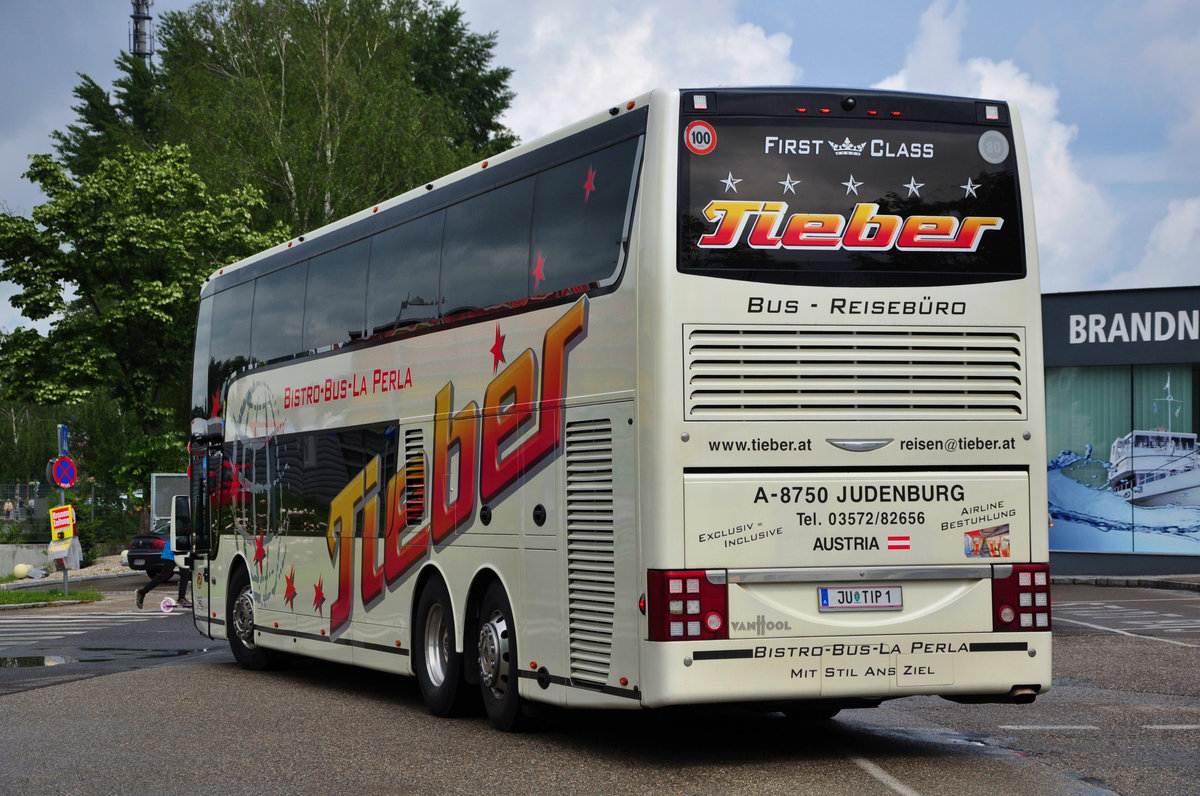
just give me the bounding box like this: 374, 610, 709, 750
1, 0, 1199, 333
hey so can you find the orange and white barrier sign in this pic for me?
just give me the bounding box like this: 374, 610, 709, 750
50, 504, 76, 540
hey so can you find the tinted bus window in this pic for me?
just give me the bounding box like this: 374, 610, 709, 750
531, 138, 641, 294
441, 179, 534, 316
191, 296, 213, 418
251, 262, 306, 362
678, 118, 1024, 287
305, 239, 369, 350
367, 212, 444, 334
209, 280, 254, 390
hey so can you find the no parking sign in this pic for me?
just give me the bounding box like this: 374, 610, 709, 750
51, 455, 77, 488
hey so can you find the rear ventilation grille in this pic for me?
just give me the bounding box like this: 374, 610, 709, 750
686, 325, 1026, 421
565, 418, 615, 687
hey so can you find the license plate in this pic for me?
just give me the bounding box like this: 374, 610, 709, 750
818, 586, 903, 612
133, 558, 145, 566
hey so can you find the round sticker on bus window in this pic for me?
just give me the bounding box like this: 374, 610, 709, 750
685, 121, 717, 156
978, 130, 1010, 164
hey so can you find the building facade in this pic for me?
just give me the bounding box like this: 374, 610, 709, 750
1044, 286, 1200, 575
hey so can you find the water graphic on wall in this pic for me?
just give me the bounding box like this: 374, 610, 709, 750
1049, 448, 1200, 553
1048, 371, 1200, 554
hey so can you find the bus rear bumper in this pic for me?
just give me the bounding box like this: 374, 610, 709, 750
637, 631, 1051, 709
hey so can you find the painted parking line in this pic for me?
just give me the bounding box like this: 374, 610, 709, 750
842, 750, 924, 796
1052, 617, 1200, 647
998, 725, 1099, 731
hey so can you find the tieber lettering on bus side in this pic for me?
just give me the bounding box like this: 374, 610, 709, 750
323, 298, 589, 633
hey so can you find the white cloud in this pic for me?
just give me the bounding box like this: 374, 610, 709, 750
1100, 197, 1200, 289
458, 0, 796, 141
874, 0, 1121, 293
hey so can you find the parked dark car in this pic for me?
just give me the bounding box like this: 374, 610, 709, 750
127, 523, 173, 577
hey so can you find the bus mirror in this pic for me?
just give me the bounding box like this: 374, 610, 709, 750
171, 494, 192, 556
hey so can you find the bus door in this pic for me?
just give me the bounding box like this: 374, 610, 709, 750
184, 449, 218, 638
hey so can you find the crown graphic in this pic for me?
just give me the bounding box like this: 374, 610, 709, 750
829, 137, 866, 156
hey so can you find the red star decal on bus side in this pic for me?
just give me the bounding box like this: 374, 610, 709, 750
313, 575, 326, 615
253, 533, 266, 573
490, 324, 506, 373
532, 251, 546, 291
210, 391, 222, 419
284, 567, 297, 609
583, 165, 596, 202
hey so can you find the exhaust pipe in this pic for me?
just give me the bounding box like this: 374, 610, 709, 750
1010, 686, 1038, 704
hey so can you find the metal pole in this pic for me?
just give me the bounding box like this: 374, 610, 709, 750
60, 487, 67, 597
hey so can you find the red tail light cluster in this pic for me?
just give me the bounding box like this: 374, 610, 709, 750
646, 570, 728, 641
992, 564, 1051, 631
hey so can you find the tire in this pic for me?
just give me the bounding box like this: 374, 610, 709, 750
228, 566, 277, 670
414, 578, 473, 716
477, 580, 525, 731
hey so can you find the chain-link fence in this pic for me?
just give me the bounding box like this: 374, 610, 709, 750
0, 482, 144, 563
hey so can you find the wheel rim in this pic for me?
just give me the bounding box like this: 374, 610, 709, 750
478, 609, 511, 697
423, 603, 451, 687
232, 584, 257, 650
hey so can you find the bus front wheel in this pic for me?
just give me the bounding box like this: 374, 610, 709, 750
228, 566, 276, 670
477, 581, 524, 731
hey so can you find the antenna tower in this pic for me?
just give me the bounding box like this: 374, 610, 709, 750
130, 0, 155, 61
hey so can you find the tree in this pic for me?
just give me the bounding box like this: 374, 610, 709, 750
51, 52, 164, 179
0, 144, 286, 486
156, 0, 515, 233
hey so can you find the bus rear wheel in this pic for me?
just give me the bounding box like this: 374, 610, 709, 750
477, 581, 525, 731
414, 578, 472, 716
228, 566, 276, 670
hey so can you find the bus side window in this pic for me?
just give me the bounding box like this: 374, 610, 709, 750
441, 179, 534, 316
366, 211, 444, 335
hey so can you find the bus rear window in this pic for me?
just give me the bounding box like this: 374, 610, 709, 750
678, 116, 1025, 287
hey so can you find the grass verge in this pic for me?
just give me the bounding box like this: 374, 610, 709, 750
0, 588, 104, 605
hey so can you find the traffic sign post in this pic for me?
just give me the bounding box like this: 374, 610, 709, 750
48, 425, 78, 595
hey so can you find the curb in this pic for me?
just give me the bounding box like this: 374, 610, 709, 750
1052, 575, 1200, 592
1, 571, 142, 592
0, 599, 86, 611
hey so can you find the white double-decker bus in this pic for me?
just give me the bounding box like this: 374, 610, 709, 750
180, 87, 1050, 730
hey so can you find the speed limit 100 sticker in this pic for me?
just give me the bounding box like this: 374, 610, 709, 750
684, 120, 717, 155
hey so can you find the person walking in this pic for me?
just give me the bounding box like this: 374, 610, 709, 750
135, 538, 190, 609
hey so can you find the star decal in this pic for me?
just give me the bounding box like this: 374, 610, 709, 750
253, 532, 266, 573
903, 177, 924, 197
778, 173, 800, 195
284, 567, 297, 610
842, 174, 863, 196
961, 177, 980, 198
532, 251, 546, 291
313, 575, 326, 615
210, 391, 222, 420
490, 324, 506, 373
720, 172, 742, 193
582, 165, 596, 202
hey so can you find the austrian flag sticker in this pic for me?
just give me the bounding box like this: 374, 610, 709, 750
887, 535, 911, 550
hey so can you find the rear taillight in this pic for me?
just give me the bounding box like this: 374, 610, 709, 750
992, 564, 1050, 631
646, 570, 727, 641
152, 538, 166, 551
